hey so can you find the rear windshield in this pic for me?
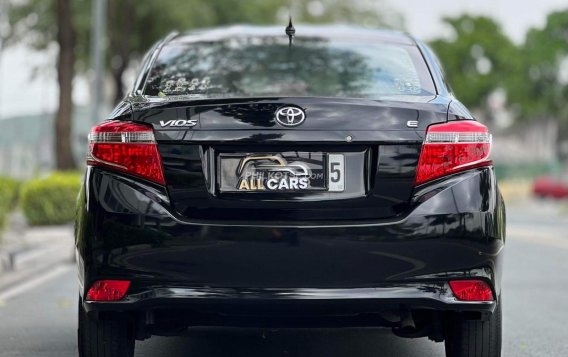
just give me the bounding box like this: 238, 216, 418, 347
144, 37, 436, 99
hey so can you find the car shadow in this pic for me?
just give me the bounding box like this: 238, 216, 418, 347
135, 327, 444, 357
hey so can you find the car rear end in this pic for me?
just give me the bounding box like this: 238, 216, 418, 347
76, 26, 505, 357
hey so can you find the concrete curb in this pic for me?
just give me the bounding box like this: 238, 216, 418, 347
0, 224, 74, 292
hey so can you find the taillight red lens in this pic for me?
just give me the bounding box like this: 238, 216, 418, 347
415, 121, 492, 185
449, 280, 494, 301
86, 280, 131, 301
87, 121, 165, 185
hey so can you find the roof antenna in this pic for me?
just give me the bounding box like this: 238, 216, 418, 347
285, 17, 295, 47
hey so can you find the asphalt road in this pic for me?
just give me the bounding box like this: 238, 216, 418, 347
0, 201, 567, 357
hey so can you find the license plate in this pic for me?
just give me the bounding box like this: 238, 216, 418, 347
218, 152, 345, 193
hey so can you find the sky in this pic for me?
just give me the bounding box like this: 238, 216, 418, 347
390, 0, 568, 43
1, 0, 568, 118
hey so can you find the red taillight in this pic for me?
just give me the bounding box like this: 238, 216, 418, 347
87, 121, 165, 185
415, 121, 492, 185
86, 280, 131, 301
449, 280, 494, 301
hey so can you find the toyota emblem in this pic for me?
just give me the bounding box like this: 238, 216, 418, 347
275, 106, 306, 127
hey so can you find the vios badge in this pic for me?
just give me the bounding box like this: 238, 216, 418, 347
275, 106, 306, 127
159, 119, 197, 128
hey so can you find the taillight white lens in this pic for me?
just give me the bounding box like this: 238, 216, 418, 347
87, 121, 166, 185
415, 121, 492, 185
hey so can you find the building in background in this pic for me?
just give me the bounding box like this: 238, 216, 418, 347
0, 108, 90, 178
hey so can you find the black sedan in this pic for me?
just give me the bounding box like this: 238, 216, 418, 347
76, 25, 506, 357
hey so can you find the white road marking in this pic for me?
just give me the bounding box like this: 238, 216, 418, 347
0, 264, 74, 301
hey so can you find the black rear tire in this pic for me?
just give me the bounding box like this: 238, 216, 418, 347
444, 299, 502, 357
78, 299, 135, 357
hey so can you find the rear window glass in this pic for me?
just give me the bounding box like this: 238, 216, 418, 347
144, 37, 436, 99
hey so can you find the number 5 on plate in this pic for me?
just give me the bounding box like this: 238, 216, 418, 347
328, 154, 345, 192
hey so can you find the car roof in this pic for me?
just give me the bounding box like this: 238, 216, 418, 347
167, 24, 416, 46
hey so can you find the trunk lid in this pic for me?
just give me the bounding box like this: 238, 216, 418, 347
130, 96, 449, 222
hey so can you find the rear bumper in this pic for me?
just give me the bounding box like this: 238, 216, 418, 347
76, 166, 505, 319
84, 283, 495, 313
83, 283, 497, 328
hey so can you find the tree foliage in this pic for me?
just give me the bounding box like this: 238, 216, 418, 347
7, 0, 80, 169
429, 15, 519, 111
6, 0, 89, 59
7, 0, 399, 103
5, 0, 398, 169
429, 11, 568, 135
512, 10, 568, 121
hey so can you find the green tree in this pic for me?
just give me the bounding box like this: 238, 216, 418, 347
430, 15, 520, 113
104, 0, 288, 104
104, 0, 403, 104
10, 0, 400, 105
512, 10, 568, 124
7, 0, 80, 170
291, 0, 404, 29
6, 0, 398, 169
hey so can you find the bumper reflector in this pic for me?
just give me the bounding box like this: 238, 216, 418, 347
449, 280, 494, 301
86, 280, 131, 301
